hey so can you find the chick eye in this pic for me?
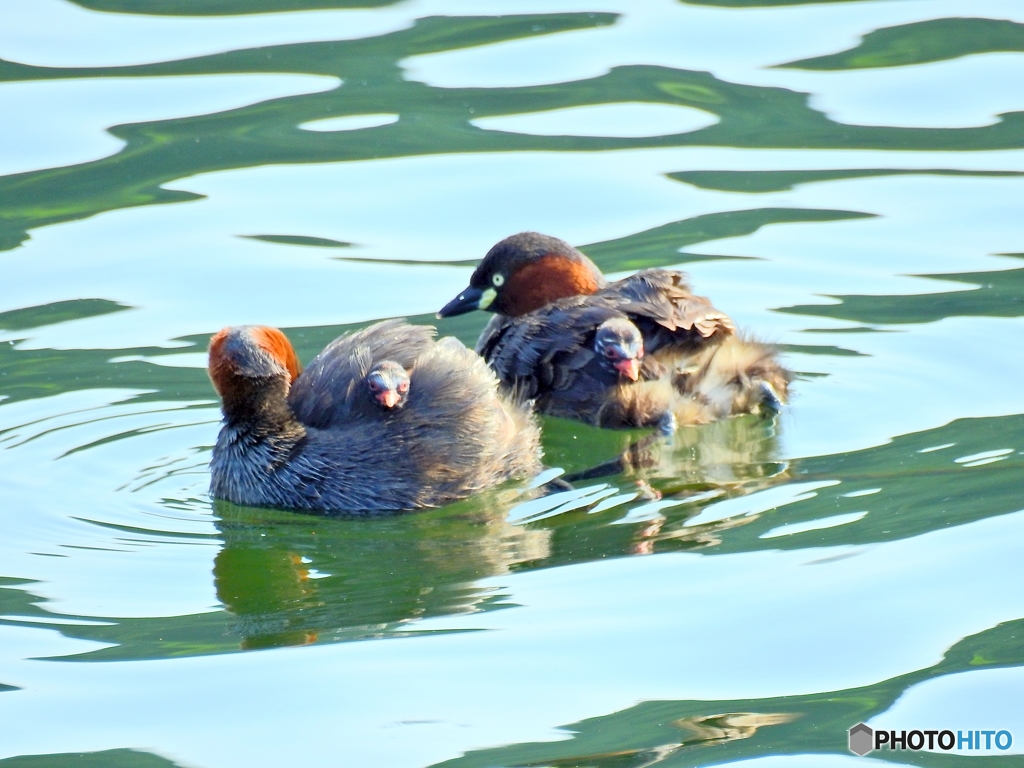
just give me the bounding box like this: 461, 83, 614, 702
604, 347, 619, 358
397, 382, 409, 393
491, 273, 505, 287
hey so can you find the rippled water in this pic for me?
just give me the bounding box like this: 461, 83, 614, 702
2, 0, 1024, 765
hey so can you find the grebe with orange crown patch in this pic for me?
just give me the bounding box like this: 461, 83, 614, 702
208, 320, 541, 513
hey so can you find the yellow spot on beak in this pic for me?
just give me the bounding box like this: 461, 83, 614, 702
478, 287, 497, 310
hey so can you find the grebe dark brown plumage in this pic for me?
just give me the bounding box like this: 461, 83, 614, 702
438, 232, 790, 429
208, 320, 541, 513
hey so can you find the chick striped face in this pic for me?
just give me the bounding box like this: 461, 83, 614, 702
208, 326, 301, 396
594, 318, 645, 382
365, 361, 411, 410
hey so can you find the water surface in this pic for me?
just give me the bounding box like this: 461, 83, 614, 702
1, 0, 1023, 765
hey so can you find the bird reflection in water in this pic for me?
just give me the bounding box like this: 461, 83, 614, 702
533, 412, 789, 557
210, 408, 787, 650
211, 496, 551, 651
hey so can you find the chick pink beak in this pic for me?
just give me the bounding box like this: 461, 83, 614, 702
377, 390, 401, 408
614, 358, 640, 381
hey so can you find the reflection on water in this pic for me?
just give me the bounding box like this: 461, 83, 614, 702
211, 498, 550, 651
0, 73, 338, 176
786, 16, 1024, 71
434, 618, 1024, 767
470, 101, 721, 137
784, 253, 1024, 324
437, 711, 800, 768
5, 409, 1020, 661
0, 409, 791, 658
0, 750, 183, 768
2, 0, 1024, 765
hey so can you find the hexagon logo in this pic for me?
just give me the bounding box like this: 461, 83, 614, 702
849, 723, 874, 756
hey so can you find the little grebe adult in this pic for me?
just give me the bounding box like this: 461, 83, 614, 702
208, 320, 541, 513
438, 232, 790, 429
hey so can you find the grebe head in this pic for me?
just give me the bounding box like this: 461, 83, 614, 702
594, 317, 644, 382
437, 231, 606, 318
208, 326, 301, 406
365, 360, 411, 410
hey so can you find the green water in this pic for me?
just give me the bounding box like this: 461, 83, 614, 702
1, 0, 1023, 765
